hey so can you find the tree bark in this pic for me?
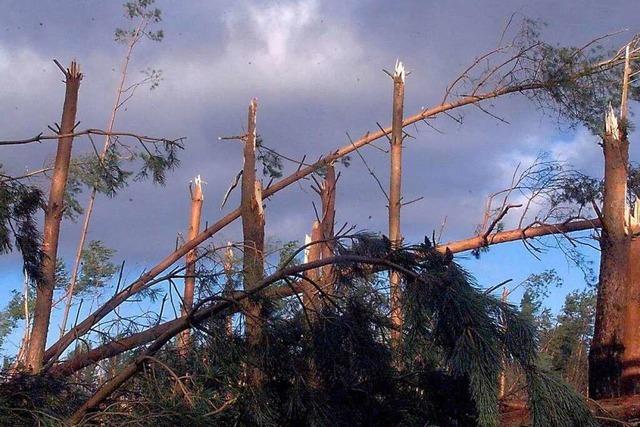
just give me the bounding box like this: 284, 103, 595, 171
619, 43, 639, 396
177, 176, 204, 357
389, 61, 405, 352
26, 62, 82, 373
589, 106, 630, 399
241, 99, 265, 386
622, 233, 640, 394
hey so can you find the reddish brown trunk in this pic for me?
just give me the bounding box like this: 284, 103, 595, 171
622, 234, 640, 393
27, 62, 82, 372
177, 176, 204, 357
241, 99, 265, 386
589, 108, 629, 399
389, 62, 405, 352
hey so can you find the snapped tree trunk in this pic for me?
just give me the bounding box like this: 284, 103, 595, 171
589, 106, 630, 399
241, 99, 265, 386
389, 61, 405, 353
302, 220, 322, 318
177, 175, 204, 357
318, 165, 337, 290
26, 62, 82, 373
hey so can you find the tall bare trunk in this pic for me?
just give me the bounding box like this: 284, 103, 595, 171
59, 19, 145, 338
319, 165, 337, 289
589, 105, 629, 399
389, 61, 405, 353
177, 176, 204, 357
27, 62, 82, 372
241, 99, 265, 386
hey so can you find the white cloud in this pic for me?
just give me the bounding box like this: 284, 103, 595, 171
156, 0, 373, 102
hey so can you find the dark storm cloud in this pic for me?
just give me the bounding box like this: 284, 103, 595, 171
1, 0, 639, 277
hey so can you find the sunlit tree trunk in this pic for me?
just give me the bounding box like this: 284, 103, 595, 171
177, 175, 204, 357
302, 220, 322, 318
389, 61, 405, 354
241, 99, 265, 386
27, 62, 82, 372
319, 165, 337, 290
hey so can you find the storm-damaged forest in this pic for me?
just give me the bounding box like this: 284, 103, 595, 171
2, 1, 640, 425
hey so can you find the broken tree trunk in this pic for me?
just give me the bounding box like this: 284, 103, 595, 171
590, 105, 630, 399
44, 79, 602, 367
27, 61, 82, 373
302, 221, 323, 318
241, 99, 265, 386
318, 165, 337, 290
389, 61, 405, 353
177, 175, 204, 357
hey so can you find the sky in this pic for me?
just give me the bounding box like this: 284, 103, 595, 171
1, 0, 639, 354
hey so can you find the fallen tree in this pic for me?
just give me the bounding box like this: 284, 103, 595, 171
51, 216, 602, 377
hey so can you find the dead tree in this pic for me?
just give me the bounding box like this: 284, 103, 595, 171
177, 176, 204, 357
389, 61, 405, 352
241, 99, 265, 386
51, 215, 603, 378
589, 105, 630, 399
26, 61, 82, 373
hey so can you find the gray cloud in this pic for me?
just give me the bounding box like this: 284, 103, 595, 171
1, 0, 639, 287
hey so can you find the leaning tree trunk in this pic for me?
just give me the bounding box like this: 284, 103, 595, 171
177, 175, 204, 357
389, 61, 405, 354
589, 106, 630, 399
26, 62, 82, 373
241, 99, 265, 386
